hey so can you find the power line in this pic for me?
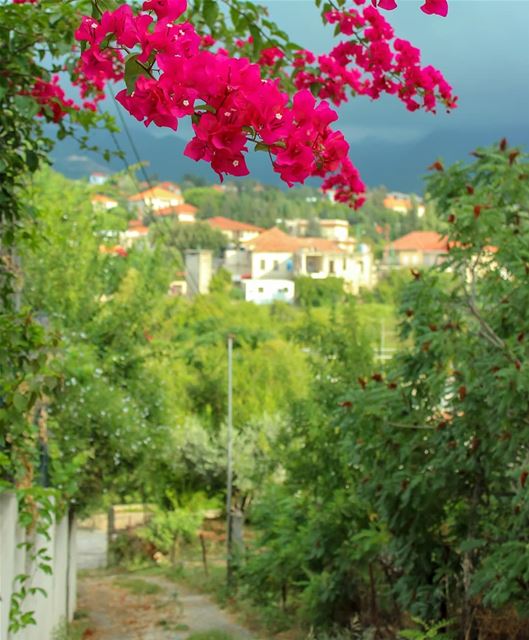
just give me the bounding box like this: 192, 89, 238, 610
108, 84, 154, 190
96, 103, 144, 197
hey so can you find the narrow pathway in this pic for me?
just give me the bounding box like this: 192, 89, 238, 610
77, 573, 255, 640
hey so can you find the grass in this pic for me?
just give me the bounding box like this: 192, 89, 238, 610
52, 619, 90, 640
187, 633, 235, 640
113, 576, 164, 595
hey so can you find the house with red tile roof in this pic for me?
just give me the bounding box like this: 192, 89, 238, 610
120, 219, 150, 248
91, 194, 118, 211
206, 216, 263, 243
224, 227, 374, 300
154, 203, 198, 223
385, 231, 450, 267
128, 186, 184, 215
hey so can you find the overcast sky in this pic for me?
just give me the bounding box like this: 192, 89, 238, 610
260, 0, 529, 144
60, 1, 529, 189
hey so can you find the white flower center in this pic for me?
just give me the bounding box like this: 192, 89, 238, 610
233, 160, 239, 167
275, 113, 283, 120
183, 100, 189, 106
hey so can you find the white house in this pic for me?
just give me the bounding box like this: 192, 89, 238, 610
128, 186, 184, 215
243, 279, 295, 304
89, 171, 109, 186
236, 227, 374, 297
319, 219, 349, 242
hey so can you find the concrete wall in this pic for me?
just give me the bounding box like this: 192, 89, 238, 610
0, 493, 77, 640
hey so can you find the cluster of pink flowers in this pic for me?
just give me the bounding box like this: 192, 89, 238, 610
30, 76, 79, 122
74, 0, 367, 207
293, 4, 456, 112
372, 0, 448, 17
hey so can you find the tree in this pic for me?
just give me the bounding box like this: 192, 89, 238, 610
151, 219, 228, 256
243, 143, 529, 636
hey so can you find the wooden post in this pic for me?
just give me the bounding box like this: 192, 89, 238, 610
226, 334, 234, 588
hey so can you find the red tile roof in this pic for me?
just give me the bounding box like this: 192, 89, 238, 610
157, 181, 181, 192
128, 187, 180, 202
127, 220, 149, 234
389, 231, 449, 252
91, 194, 117, 203
243, 227, 344, 253
155, 203, 198, 216
207, 216, 263, 233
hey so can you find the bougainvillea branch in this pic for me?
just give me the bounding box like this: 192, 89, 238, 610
13, 0, 454, 208
67, 0, 455, 207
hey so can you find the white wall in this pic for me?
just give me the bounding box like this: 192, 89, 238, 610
244, 279, 295, 304
0, 493, 77, 640
251, 251, 293, 279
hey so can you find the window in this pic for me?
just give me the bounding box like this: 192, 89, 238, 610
273, 260, 279, 271
329, 259, 335, 274
260, 259, 266, 270
258, 287, 264, 293
343, 258, 347, 270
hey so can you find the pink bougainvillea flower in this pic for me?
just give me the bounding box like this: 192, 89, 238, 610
421, 0, 448, 16
142, 0, 187, 21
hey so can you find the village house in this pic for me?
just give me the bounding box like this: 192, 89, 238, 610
385, 231, 449, 267
89, 171, 109, 186
224, 227, 373, 303
154, 203, 198, 223
91, 194, 118, 211
128, 185, 184, 215
120, 219, 150, 248
207, 216, 263, 244
383, 192, 426, 218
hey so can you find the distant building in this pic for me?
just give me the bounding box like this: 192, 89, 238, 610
383, 192, 413, 214
319, 219, 349, 242
227, 227, 373, 299
91, 194, 118, 211
243, 279, 295, 305
128, 186, 184, 215
185, 250, 213, 295
157, 181, 182, 193
168, 272, 187, 296
89, 172, 109, 186
385, 231, 449, 267
120, 220, 149, 248
154, 203, 198, 223
207, 217, 263, 244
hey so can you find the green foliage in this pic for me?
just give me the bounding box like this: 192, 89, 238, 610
140, 492, 220, 563
399, 618, 453, 640
361, 269, 412, 305
242, 143, 529, 637
295, 276, 346, 307
151, 219, 228, 257
114, 577, 163, 595
209, 268, 233, 295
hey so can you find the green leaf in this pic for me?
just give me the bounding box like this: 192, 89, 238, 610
124, 55, 150, 95
203, 0, 219, 29
25, 150, 39, 173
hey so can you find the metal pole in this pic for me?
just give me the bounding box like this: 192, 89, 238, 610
226, 334, 234, 587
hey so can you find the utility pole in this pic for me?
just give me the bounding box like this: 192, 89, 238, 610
226, 334, 234, 588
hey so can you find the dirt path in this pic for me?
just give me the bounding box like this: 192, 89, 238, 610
78, 573, 255, 640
